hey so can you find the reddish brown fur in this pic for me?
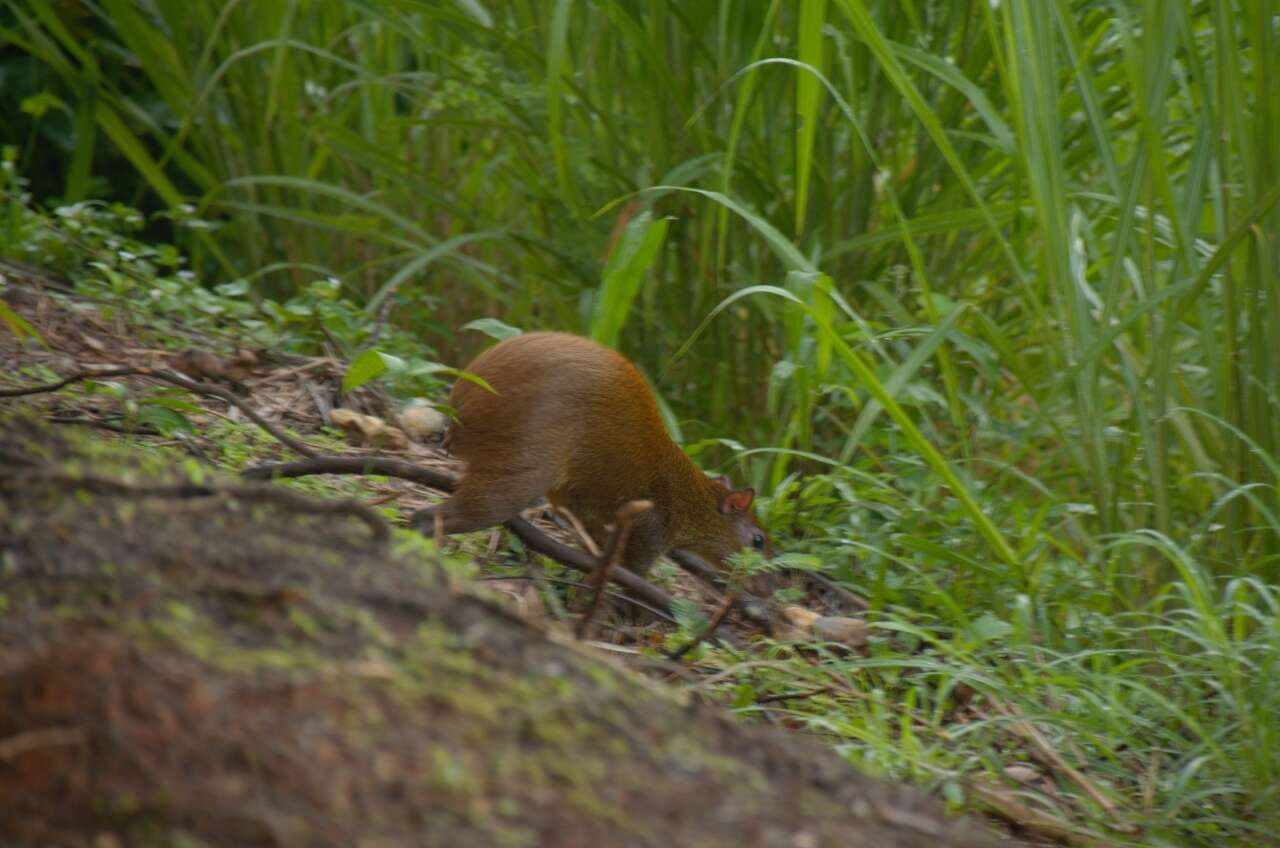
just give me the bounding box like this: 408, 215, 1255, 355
421, 332, 769, 574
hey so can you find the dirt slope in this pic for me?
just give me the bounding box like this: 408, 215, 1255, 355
0, 412, 995, 848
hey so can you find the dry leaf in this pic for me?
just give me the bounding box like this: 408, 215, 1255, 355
328, 408, 410, 451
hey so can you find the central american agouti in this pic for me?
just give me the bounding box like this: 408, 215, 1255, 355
417, 331, 771, 575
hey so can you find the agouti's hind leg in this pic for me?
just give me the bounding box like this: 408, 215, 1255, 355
413, 468, 548, 536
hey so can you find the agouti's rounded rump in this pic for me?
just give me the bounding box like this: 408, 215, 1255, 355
419, 331, 770, 575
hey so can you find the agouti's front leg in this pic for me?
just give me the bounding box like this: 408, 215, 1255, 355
615, 509, 667, 576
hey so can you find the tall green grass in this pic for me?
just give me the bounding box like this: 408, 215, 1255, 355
3, 1, 1278, 842
4, 1, 1273, 557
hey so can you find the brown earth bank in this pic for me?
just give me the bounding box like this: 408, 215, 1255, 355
0, 412, 998, 848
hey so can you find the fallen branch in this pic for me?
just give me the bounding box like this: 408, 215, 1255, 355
988, 700, 1133, 832
666, 548, 775, 630
47, 414, 161, 436
753, 686, 832, 705
242, 456, 678, 617
0, 367, 138, 397
554, 506, 602, 557
963, 777, 1096, 847
150, 368, 318, 458
0, 726, 86, 761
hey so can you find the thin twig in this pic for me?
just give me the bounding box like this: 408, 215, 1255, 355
753, 686, 833, 705
554, 505, 602, 557
0, 365, 318, 457
576, 500, 652, 640
667, 549, 775, 630
963, 777, 1096, 847
989, 700, 1126, 823
244, 455, 455, 489
667, 548, 724, 587
150, 367, 317, 457
0, 726, 86, 760
478, 575, 676, 624
665, 589, 740, 661
252, 357, 335, 384
0, 367, 138, 396
47, 414, 161, 436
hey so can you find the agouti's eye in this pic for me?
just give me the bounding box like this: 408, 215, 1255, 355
752, 533, 766, 550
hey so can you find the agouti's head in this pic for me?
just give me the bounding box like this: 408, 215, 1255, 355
696, 475, 772, 569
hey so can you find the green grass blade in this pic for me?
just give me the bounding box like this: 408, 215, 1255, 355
793, 0, 827, 235
590, 211, 669, 347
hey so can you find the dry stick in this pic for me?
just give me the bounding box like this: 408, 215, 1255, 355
502, 515, 686, 623
554, 505, 602, 557
241, 456, 678, 617
665, 553, 863, 624
666, 548, 775, 631
149, 368, 318, 458
547, 505, 602, 627
0, 726, 85, 761
0, 366, 318, 458
665, 588, 740, 661
0, 367, 139, 396
479, 575, 676, 624
47, 414, 161, 436
962, 778, 1095, 847
576, 500, 653, 640
753, 686, 832, 705
990, 700, 1127, 826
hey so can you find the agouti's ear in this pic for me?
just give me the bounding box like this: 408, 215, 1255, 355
720, 487, 755, 514
712, 474, 732, 489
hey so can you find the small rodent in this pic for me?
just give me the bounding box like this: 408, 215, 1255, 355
417, 331, 771, 575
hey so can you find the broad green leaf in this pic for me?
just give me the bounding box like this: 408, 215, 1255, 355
461, 318, 523, 341
590, 211, 669, 347
343, 349, 406, 392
